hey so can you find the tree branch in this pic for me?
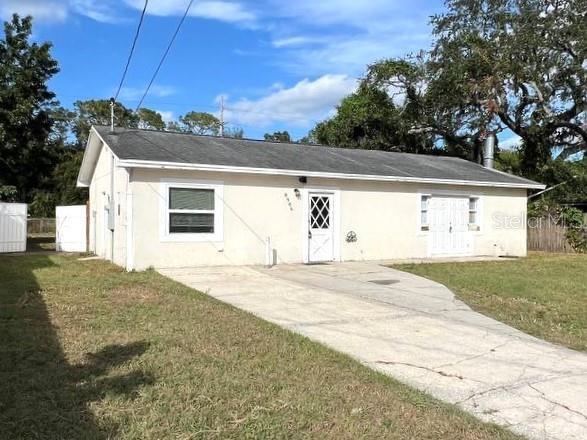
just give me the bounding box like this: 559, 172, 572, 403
556, 142, 587, 160
549, 121, 587, 144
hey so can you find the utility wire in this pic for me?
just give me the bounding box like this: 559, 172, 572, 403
114, 0, 149, 101
134, 0, 194, 112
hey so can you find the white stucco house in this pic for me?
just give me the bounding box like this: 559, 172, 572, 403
77, 126, 544, 271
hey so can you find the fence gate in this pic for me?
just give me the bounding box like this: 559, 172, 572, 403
0, 202, 27, 253
56, 205, 87, 252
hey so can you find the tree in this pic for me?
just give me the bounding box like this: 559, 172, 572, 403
179, 111, 221, 135
495, 149, 523, 175
310, 84, 435, 153
362, 0, 587, 173
51, 150, 88, 206
264, 131, 291, 142
536, 158, 587, 205
165, 121, 182, 132
137, 108, 165, 130
224, 126, 244, 138
297, 135, 317, 144
0, 14, 60, 200
72, 99, 138, 146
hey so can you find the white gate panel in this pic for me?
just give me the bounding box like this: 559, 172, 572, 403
0, 203, 27, 253
56, 205, 87, 252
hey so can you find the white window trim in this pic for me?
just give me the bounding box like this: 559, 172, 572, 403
159, 178, 224, 243
468, 196, 482, 232
417, 193, 432, 235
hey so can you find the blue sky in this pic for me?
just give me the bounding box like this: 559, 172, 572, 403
2, 0, 521, 144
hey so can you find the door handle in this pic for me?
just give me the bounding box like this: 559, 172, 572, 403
449, 225, 453, 233
308, 231, 312, 239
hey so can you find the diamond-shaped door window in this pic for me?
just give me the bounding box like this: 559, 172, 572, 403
310, 196, 330, 229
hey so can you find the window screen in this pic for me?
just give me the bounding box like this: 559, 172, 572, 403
169, 213, 214, 233
168, 187, 215, 234
469, 197, 479, 229
169, 188, 214, 210
420, 195, 430, 230
469, 197, 478, 224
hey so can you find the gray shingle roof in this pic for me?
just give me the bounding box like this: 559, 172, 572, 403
94, 126, 543, 188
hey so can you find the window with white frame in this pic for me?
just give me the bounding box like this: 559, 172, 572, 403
161, 180, 223, 242
169, 188, 215, 233
420, 195, 431, 231
469, 197, 480, 230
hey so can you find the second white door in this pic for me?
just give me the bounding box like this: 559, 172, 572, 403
430, 196, 470, 256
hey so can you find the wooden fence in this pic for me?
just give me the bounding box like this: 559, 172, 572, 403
527, 217, 576, 253
27, 218, 55, 235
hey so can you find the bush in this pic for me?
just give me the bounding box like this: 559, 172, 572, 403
0, 185, 18, 202
29, 191, 56, 217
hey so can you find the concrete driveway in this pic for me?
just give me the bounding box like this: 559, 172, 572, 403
160, 262, 587, 440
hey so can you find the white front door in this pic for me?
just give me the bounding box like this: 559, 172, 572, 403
308, 192, 335, 262
430, 196, 470, 256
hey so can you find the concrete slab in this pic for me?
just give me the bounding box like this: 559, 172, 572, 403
159, 262, 587, 440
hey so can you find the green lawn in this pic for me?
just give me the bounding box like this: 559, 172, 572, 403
395, 253, 587, 352
0, 254, 519, 439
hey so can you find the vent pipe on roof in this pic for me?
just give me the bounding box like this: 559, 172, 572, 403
483, 134, 495, 169
109, 97, 115, 132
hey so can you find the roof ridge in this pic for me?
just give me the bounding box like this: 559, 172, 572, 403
91, 125, 544, 189
94, 125, 460, 161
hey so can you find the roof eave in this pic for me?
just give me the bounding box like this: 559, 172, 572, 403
76, 126, 113, 187
116, 158, 546, 190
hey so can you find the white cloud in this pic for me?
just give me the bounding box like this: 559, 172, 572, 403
267, 0, 404, 30
0, 0, 123, 23
124, 0, 256, 25
271, 36, 327, 48
0, 0, 68, 22
499, 134, 523, 150
260, 0, 438, 75
69, 0, 121, 23
118, 85, 177, 101
221, 74, 357, 127
278, 31, 430, 75
1, 0, 256, 25
156, 110, 175, 122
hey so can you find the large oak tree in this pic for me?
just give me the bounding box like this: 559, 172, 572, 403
318, 0, 587, 175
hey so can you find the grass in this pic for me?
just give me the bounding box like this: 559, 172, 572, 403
26, 235, 56, 252
0, 254, 522, 440
395, 253, 587, 352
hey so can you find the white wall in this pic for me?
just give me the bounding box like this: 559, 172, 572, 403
88, 143, 128, 266
127, 168, 528, 270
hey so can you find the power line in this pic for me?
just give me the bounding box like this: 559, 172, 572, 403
134, 0, 194, 112
114, 0, 149, 101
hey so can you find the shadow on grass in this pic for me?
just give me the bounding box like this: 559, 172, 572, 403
26, 235, 56, 252
0, 255, 153, 439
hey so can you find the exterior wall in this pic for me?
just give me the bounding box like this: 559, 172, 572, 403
131, 169, 302, 269
128, 168, 528, 270
89, 141, 109, 257
112, 163, 129, 267
88, 143, 128, 266
472, 187, 528, 256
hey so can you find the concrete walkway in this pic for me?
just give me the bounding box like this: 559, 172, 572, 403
160, 262, 587, 440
